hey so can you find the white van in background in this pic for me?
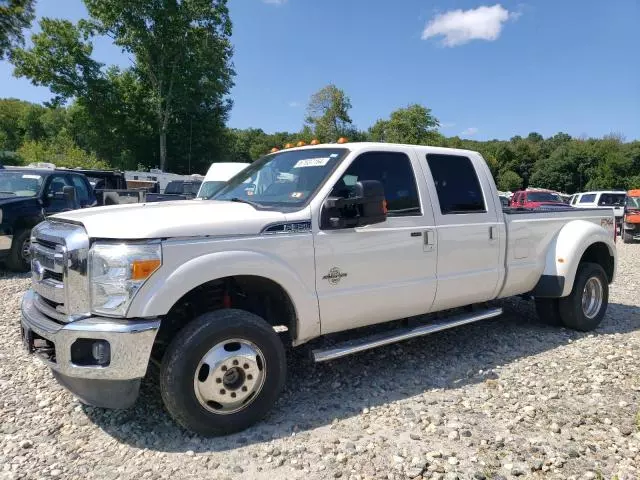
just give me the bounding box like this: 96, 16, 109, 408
196, 162, 251, 199
571, 190, 627, 228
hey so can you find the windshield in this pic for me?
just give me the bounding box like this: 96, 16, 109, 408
598, 193, 625, 206
626, 196, 640, 209
211, 148, 348, 207
197, 181, 228, 199
527, 192, 561, 203
0, 171, 43, 198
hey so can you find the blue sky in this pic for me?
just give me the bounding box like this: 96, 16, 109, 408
1, 0, 638, 140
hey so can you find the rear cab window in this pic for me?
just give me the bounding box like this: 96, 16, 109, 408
425, 154, 486, 215
598, 193, 625, 206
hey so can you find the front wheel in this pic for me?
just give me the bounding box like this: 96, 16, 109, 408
558, 262, 608, 331
6, 229, 31, 272
160, 309, 286, 436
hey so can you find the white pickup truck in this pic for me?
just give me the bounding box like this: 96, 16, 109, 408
21, 142, 617, 436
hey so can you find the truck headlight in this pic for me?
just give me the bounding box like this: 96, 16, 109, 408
89, 242, 161, 317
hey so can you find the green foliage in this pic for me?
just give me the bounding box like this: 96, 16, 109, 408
306, 85, 353, 142
11, 0, 234, 172
16, 133, 108, 169
497, 170, 523, 192
0, 0, 35, 60
369, 104, 439, 144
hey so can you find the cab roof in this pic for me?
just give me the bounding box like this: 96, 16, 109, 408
276, 142, 481, 158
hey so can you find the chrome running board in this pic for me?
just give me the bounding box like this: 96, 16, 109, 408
312, 307, 503, 363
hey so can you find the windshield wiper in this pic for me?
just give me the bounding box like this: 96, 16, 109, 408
229, 197, 263, 208
0, 191, 16, 195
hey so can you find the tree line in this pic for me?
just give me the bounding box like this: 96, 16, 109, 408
0, 1, 638, 193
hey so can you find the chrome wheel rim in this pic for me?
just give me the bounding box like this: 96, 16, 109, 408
582, 276, 603, 319
21, 238, 31, 262
193, 338, 266, 415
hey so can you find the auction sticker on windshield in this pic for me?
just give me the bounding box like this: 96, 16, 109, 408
22, 175, 42, 180
293, 158, 330, 168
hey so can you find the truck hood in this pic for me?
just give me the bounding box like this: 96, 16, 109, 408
52, 200, 290, 239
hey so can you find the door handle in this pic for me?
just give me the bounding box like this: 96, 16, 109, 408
424, 230, 434, 245
489, 226, 497, 240
410, 232, 422, 237
423, 229, 434, 252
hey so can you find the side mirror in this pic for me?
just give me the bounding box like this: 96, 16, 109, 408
322, 180, 387, 229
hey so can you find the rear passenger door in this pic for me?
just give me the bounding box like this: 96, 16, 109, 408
421, 153, 502, 310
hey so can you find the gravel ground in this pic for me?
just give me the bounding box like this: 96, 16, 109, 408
1, 244, 639, 480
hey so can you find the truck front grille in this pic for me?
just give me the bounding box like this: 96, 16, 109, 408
30, 221, 90, 323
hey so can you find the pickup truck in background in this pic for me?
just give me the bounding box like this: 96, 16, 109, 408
146, 179, 202, 202
20, 142, 616, 436
0, 166, 96, 270
570, 190, 627, 231
509, 188, 567, 209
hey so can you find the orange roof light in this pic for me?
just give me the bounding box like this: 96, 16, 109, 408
296, 141, 306, 147
284, 143, 293, 149
337, 137, 348, 144
270, 147, 279, 153
310, 139, 320, 145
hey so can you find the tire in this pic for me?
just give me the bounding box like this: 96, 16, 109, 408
558, 262, 608, 331
622, 231, 633, 244
534, 298, 562, 326
6, 229, 31, 272
160, 308, 287, 436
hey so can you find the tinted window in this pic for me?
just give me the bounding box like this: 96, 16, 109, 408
527, 192, 562, 203
44, 174, 72, 210
579, 194, 596, 203
599, 193, 625, 206
426, 154, 485, 214
332, 151, 421, 216
69, 175, 90, 204
570, 195, 579, 205
165, 181, 184, 194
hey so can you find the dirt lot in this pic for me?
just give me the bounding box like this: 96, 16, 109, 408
1, 244, 639, 480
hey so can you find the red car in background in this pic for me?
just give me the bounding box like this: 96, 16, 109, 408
510, 189, 566, 209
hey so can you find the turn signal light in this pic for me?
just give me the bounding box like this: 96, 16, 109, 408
310, 139, 320, 145
337, 137, 348, 144
131, 259, 161, 280
296, 141, 306, 147
270, 147, 279, 153
284, 143, 293, 149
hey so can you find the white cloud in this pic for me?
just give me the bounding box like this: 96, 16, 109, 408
422, 4, 519, 47
460, 127, 479, 136
440, 122, 456, 128
288, 101, 301, 108
263, 0, 287, 5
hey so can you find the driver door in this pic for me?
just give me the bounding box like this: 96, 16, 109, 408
313, 149, 437, 335
42, 174, 73, 216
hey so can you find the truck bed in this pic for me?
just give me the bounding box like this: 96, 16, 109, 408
499, 207, 615, 298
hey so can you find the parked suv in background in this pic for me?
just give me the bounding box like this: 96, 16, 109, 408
509, 188, 565, 209
0, 166, 94, 270
571, 191, 626, 230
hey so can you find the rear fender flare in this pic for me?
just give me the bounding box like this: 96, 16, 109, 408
541, 220, 616, 297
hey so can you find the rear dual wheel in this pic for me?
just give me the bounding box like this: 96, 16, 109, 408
535, 262, 608, 331
160, 309, 286, 436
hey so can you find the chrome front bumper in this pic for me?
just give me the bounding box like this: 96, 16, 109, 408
21, 289, 160, 381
